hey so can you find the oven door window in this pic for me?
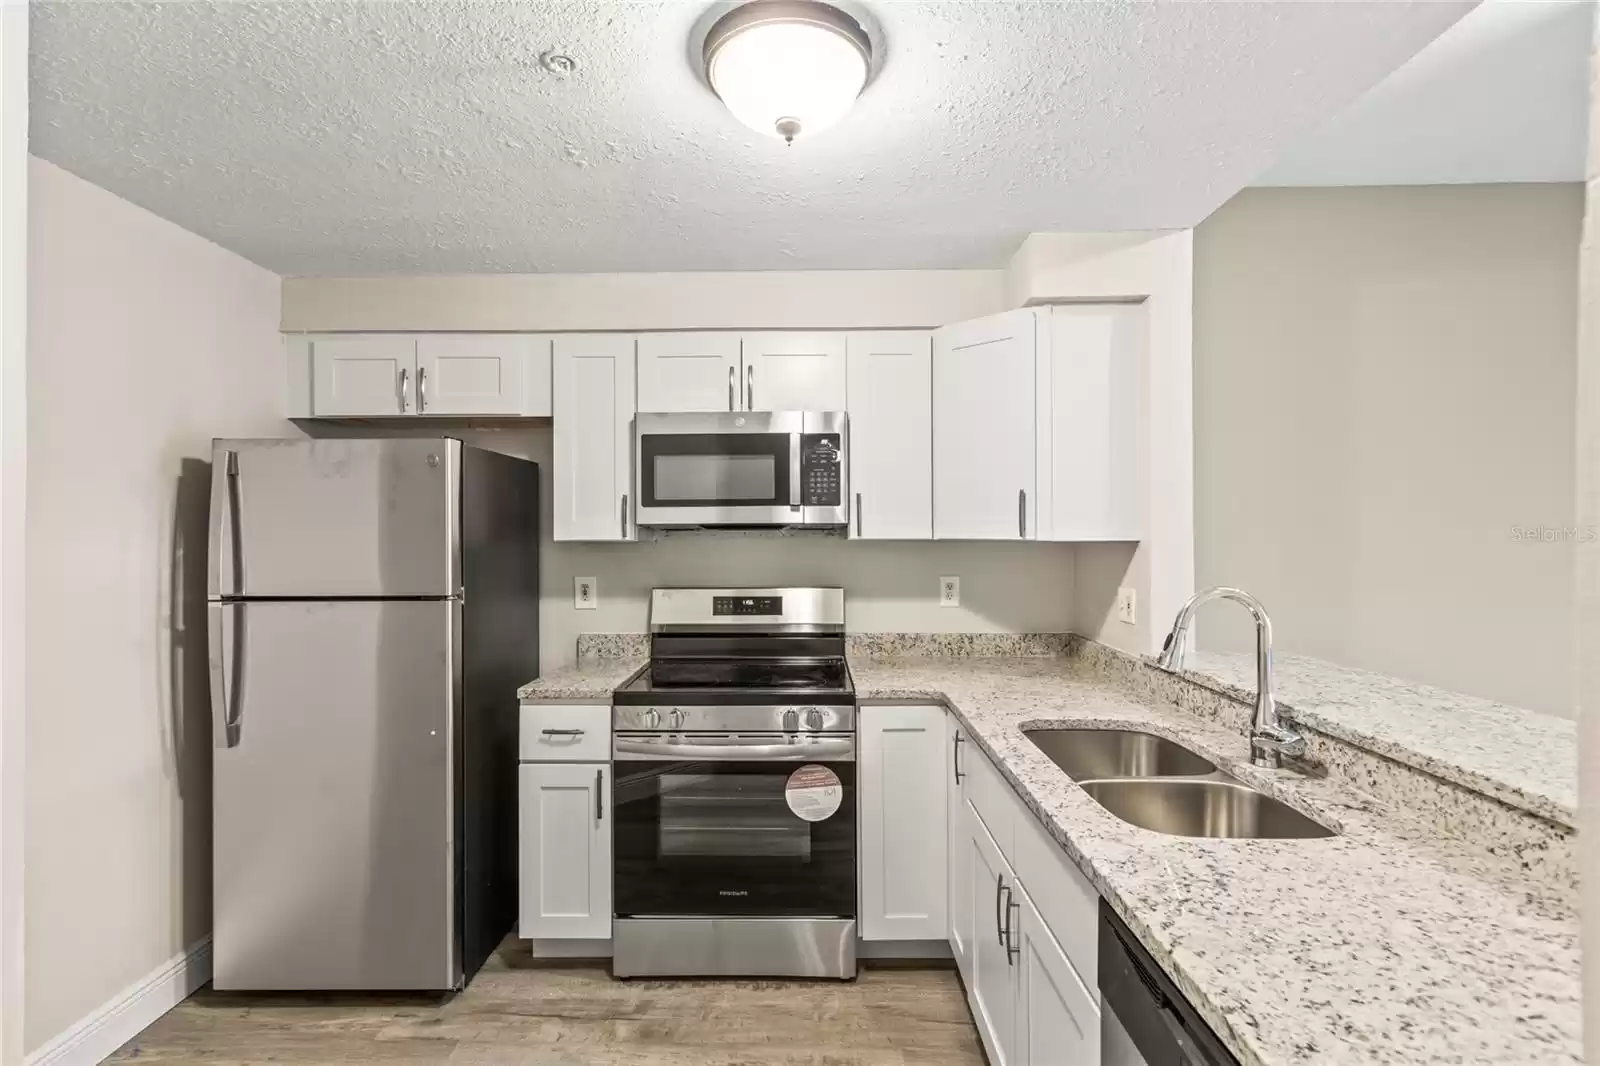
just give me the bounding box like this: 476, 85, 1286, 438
613, 758, 856, 918
639, 433, 790, 509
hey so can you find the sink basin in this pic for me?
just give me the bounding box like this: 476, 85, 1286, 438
1025, 729, 1216, 781
1077, 779, 1334, 839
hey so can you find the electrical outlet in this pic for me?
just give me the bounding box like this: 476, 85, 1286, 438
1115, 586, 1137, 625
940, 576, 960, 608
575, 577, 598, 610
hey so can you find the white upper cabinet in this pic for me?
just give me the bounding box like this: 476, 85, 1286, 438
553, 334, 637, 542
415, 334, 537, 416
637, 333, 742, 413
741, 332, 847, 411
1039, 305, 1143, 541
859, 705, 948, 941
308, 336, 417, 417
846, 332, 933, 540
933, 309, 1040, 540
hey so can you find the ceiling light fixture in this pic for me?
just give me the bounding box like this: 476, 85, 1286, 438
703, 0, 872, 145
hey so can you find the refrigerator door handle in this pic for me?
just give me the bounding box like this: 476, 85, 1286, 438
224, 449, 243, 596
210, 603, 244, 748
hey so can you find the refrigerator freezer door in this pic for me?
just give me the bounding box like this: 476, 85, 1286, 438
212, 599, 461, 991
210, 438, 461, 599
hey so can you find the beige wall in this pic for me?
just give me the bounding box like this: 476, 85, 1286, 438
1194, 184, 1581, 716
24, 158, 288, 1052
303, 424, 1077, 672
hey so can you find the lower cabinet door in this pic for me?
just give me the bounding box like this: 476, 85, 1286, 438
860, 705, 948, 940
518, 763, 612, 939
967, 801, 1017, 1066
948, 719, 974, 982
1014, 883, 1100, 1066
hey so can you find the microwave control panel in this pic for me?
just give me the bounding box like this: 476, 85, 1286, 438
800, 433, 843, 507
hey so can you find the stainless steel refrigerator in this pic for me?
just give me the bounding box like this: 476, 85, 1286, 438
207, 437, 539, 991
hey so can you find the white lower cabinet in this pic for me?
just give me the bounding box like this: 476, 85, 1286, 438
859, 705, 948, 940
968, 801, 1018, 1066
949, 726, 1102, 1066
948, 717, 975, 983
518, 762, 612, 940
1014, 882, 1101, 1065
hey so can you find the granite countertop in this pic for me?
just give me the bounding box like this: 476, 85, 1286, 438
517, 658, 644, 701
1181, 651, 1576, 827
852, 656, 1579, 1066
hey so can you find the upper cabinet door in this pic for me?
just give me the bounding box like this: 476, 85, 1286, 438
933, 309, 1039, 540
309, 336, 417, 417
741, 332, 847, 411
553, 335, 637, 542
414, 335, 530, 416
1041, 305, 1143, 542
846, 332, 932, 539
637, 333, 742, 413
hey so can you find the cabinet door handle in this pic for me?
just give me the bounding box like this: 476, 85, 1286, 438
1018, 489, 1026, 537
953, 731, 966, 783
855, 493, 863, 537
541, 728, 584, 736
747, 364, 754, 410
728, 365, 735, 411
620, 494, 628, 539
1004, 889, 1020, 966
398, 367, 410, 412
418, 366, 428, 412
595, 769, 604, 823
994, 873, 1006, 946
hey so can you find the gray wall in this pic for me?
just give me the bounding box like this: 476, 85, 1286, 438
1193, 184, 1582, 716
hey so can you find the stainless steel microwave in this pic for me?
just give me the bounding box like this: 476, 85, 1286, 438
634, 412, 848, 529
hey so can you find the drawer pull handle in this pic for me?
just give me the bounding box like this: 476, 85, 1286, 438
541, 728, 585, 737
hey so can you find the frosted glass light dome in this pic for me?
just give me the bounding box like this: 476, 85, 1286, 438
704, 1, 872, 144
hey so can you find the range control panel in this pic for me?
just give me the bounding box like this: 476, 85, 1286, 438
713, 595, 784, 616
799, 433, 843, 507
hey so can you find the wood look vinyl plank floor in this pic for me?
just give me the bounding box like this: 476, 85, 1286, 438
109, 938, 986, 1065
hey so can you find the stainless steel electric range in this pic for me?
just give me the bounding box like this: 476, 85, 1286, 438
610, 587, 857, 979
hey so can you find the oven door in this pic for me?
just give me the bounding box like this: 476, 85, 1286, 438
612, 733, 857, 918
635, 412, 802, 526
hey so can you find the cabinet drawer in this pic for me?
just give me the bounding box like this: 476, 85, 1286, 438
1013, 800, 1100, 991
963, 738, 1019, 858
519, 704, 612, 761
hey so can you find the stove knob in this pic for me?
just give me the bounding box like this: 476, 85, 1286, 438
670, 708, 686, 730
806, 708, 825, 731
643, 708, 661, 729
782, 709, 799, 733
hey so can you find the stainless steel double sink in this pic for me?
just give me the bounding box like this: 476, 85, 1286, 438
1025, 729, 1334, 840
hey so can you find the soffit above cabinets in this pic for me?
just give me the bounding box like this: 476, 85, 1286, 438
31, 0, 1470, 275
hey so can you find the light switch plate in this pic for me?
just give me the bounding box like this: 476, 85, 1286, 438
940, 576, 960, 608
575, 577, 598, 610
1115, 586, 1137, 625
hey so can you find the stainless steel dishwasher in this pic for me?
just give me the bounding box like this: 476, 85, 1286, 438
1100, 902, 1242, 1066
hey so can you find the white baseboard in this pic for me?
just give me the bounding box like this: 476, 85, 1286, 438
26, 937, 211, 1066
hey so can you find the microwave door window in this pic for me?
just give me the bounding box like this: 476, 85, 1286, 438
653, 454, 776, 503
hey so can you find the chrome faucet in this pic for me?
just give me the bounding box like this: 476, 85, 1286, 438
1155, 587, 1305, 769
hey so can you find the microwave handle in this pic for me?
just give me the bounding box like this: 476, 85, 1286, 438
789, 433, 802, 511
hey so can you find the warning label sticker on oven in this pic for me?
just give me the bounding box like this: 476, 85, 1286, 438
786, 764, 843, 822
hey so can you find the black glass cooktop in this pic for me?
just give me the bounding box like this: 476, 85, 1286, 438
614, 656, 853, 704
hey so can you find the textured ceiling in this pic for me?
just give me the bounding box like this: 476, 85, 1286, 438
1259, 0, 1592, 186
31, 1, 1474, 276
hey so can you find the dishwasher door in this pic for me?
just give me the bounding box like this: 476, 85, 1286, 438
1099, 902, 1241, 1066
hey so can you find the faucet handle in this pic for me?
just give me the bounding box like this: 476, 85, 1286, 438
1252, 723, 1306, 759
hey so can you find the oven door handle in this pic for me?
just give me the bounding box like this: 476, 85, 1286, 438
614, 736, 855, 761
